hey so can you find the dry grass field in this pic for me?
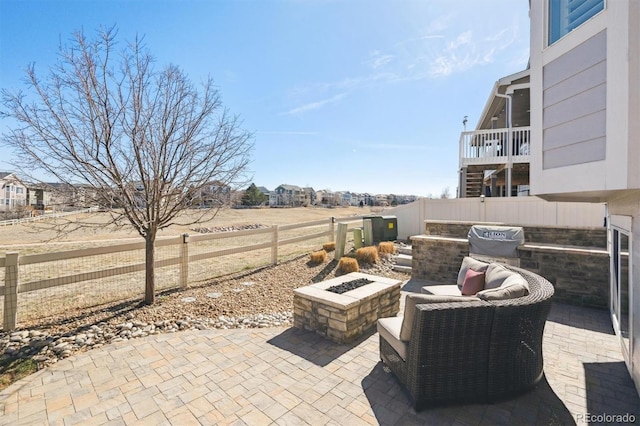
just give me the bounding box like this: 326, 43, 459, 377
0, 206, 377, 251
0, 206, 387, 324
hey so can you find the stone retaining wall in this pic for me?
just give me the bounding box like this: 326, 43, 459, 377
518, 245, 609, 309
411, 235, 609, 309
424, 220, 606, 248
411, 235, 468, 283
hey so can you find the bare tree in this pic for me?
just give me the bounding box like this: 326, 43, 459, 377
440, 187, 452, 199
1, 27, 253, 304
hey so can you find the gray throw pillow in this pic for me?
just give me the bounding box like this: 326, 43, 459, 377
477, 273, 529, 300
399, 293, 480, 341
484, 262, 516, 289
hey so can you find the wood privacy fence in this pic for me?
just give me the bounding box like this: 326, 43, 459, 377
0, 215, 364, 330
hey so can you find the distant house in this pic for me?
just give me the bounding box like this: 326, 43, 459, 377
374, 194, 389, 206
46, 182, 98, 210
303, 187, 316, 206
0, 172, 27, 211
361, 193, 374, 206
26, 183, 51, 210
315, 189, 338, 206
340, 192, 353, 206
196, 181, 232, 208
270, 184, 309, 207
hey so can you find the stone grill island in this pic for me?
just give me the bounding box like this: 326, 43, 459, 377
293, 272, 402, 344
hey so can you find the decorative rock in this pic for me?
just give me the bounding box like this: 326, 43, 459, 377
0, 311, 294, 368
181, 297, 197, 303
242, 281, 255, 287
206, 292, 222, 299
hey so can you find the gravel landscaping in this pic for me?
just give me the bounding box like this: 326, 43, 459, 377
0, 250, 408, 382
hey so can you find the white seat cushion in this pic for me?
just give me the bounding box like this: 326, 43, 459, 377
377, 317, 406, 361
421, 285, 462, 296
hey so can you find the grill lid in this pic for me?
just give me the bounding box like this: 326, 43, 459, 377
468, 225, 524, 258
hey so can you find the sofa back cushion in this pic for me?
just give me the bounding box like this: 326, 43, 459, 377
461, 269, 486, 295
477, 273, 529, 300
399, 294, 481, 341
457, 256, 490, 287
484, 262, 515, 289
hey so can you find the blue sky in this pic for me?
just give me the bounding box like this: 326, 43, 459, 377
0, 0, 529, 197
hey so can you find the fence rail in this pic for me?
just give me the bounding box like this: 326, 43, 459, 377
1, 215, 364, 330
0, 207, 99, 227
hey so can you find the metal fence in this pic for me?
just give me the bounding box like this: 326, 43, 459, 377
1, 215, 364, 330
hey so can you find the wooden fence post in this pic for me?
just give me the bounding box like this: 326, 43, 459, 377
329, 217, 335, 241
180, 234, 189, 289
4, 252, 19, 331
363, 219, 374, 246
335, 223, 348, 258
271, 225, 279, 265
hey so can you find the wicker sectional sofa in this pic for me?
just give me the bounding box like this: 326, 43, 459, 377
377, 259, 554, 410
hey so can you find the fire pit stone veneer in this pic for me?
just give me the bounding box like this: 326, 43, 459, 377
293, 272, 402, 344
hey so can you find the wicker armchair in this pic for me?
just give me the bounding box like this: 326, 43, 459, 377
378, 265, 554, 410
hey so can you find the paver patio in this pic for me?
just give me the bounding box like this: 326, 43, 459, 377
0, 302, 638, 425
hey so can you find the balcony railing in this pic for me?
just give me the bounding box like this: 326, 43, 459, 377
459, 127, 531, 167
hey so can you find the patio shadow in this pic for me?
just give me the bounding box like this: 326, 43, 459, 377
583, 362, 640, 421
546, 302, 615, 334
266, 326, 376, 367
311, 259, 338, 283
362, 364, 576, 425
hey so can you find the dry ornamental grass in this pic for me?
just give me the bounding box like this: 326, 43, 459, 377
309, 250, 327, 264
337, 257, 359, 274
378, 242, 396, 254
356, 246, 380, 264
322, 241, 336, 252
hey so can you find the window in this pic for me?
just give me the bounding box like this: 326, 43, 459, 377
16, 187, 24, 194
549, 0, 605, 44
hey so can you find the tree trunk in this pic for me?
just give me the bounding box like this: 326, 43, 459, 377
144, 231, 156, 304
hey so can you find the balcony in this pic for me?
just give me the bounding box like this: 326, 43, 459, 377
460, 127, 531, 167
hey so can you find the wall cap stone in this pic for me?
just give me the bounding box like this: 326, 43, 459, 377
411, 235, 467, 243
520, 243, 608, 256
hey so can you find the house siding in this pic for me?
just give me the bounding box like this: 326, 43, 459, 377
542, 30, 607, 169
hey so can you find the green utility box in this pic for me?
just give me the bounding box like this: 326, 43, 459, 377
363, 215, 398, 242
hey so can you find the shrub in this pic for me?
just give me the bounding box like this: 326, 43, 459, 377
356, 246, 379, 264
309, 250, 327, 264
322, 241, 336, 252
337, 257, 359, 274
378, 242, 396, 254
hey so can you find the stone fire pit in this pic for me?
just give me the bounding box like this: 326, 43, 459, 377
293, 272, 402, 344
